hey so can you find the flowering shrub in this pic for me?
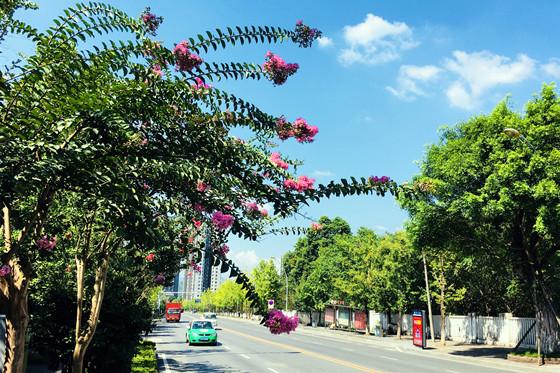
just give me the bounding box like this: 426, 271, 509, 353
265, 309, 299, 334
145, 253, 155, 262
244, 202, 268, 219
196, 180, 208, 192
36, 235, 56, 251
262, 52, 299, 85
270, 152, 289, 170
369, 176, 391, 184
0, 265, 11, 277
310, 223, 323, 231
173, 41, 203, 72
218, 244, 230, 256
284, 176, 315, 192
275, 117, 318, 143
211, 211, 234, 230
154, 274, 165, 284
192, 77, 211, 90
293, 20, 322, 48
140, 7, 163, 35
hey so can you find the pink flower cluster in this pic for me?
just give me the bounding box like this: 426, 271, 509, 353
218, 244, 230, 256
270, 152, 289, 170
284, 176, 315, 192
369, 176, 391, 184
244, 202, 268, 218
146, 253, 155, 262
173, 41, 203, 72
151, 64, 164, 77
36, 235, 56, 251
275, 117, 318, 143
263, 52, 299, 86
212, 211, 235, 230
191, 261, 202, 272
154, 274, 165, 284
192, 77, 211, 90
265, 309, 299, 335
192, 218, 202, 229
0, 265, 11, 277
196, 180, 208, 192
293, 20, 322, 48
140, 8, 163, 34
310, 223, 323, 231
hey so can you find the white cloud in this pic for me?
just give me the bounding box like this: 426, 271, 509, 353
339, 13, 417, 65
542, 59, 560, 78
313, 170, 335, 177
444, 50, 535, 109
386, 64, 442, 100
317, 36, 333, 48
374, 225, 389, 232
230, 250, 259, 272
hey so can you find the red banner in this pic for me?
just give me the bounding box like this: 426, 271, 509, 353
412, 310, 425, 348
353, 311, 367, 330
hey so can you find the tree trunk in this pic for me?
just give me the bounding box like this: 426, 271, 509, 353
439, 255, 446, 346
397, 310, 402, 339
423, 252, 435, 343
71, 252, 110, 373
1, 205, 30, 373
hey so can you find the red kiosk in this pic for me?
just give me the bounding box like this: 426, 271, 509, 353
412, 310, 427, 349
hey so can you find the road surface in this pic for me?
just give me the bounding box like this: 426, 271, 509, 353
148, 312, 545, 373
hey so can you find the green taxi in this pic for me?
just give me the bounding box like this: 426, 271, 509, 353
186, 320, 218, 346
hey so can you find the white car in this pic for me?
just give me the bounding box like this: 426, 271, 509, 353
204, 312, 218, 329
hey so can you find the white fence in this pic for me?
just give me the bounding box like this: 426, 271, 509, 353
368, 311, 536, 348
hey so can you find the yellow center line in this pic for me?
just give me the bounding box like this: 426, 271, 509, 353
221, 327, 382, 373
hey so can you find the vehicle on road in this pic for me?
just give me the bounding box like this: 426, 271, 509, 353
203, 312, 218, 329
186, 320, 217, 346
165, 302, 183, 322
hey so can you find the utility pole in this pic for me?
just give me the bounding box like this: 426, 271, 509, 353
423, 252, 435, 343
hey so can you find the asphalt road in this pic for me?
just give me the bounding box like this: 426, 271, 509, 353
148, 313, 541, 373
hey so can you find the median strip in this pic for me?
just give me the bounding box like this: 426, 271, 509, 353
221, 327, 382, 372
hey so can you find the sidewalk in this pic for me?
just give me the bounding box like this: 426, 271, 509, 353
220, 314, 558, 372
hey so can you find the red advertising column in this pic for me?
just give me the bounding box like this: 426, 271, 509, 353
412, 310, 426, 349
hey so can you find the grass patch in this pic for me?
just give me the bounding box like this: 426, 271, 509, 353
510, 349, 560, 358
131, 340, 158, 373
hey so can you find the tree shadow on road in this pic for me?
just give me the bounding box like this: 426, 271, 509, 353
449, 346, 511, 359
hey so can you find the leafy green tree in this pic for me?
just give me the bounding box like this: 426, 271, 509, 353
251, 259, 282, 310
213, 280, 246, 312
404, 86, 560, 353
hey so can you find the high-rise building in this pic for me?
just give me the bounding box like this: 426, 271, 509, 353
209, 264, 222, 291
183, 268, 203, 300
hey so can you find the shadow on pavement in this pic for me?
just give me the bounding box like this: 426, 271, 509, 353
449, 346, 511, 359
164, 357, 246, 372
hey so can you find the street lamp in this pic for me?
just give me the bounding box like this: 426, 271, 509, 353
503, 127, 535, 150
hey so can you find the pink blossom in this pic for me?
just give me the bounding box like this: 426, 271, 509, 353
192, 77, 212, 90
140, 138, 148, 146
244, 202, 259, 213
260, 209, 268, 217
191, 262, 202, 272
151, 64, 163, 77
369, 175, 391, 184
140, 8, 162, 34
283, 179, 298, 191
265, 309, 299, 334
218, 244, 230, 256
293, 20, 322, 48
154, 274, 165, 284
192, 218, 202, 229
173, 41, 203, 71
211, 211, 235, 230
0, 265, 11, 277
146, 253, 155, 262
296, 175, 315, 191
36, 235, 56, 252
311, 223, 323, 231
292, 118, 318, 143
142, 183, 150, 190
276, 116, 293, 140
262, 52, 299, 85
196, 180, 208, 192
270, 152, 289, 170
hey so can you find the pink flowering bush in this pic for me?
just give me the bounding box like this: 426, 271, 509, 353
369, 175, 391, 184
284, 176, 315, 192
173, 41, 203, 71
211, 211, 235, 230
36, 235, 56, 252
265, 309, 299, 334
140, 7, 163, 35
270, 152, 289, 170
293, 20, 322, 48
275, 117, 318, 143
0, 265, 11, 277
263, 52, 299, 85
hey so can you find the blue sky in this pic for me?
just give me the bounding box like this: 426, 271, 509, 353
6, 0, 560, 270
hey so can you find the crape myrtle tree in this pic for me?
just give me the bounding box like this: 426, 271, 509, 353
403, 87, 560, 354
0, 3, 420, 372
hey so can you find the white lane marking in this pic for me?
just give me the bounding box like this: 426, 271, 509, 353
160, 353, 170, 372
240, 353, 251, 359
222, 345, 231, 350
268, 368, 280, 373
380, 355, 397, 361
446, 370, 460, 373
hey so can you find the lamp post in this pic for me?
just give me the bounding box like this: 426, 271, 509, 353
503, 127, 535, 150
